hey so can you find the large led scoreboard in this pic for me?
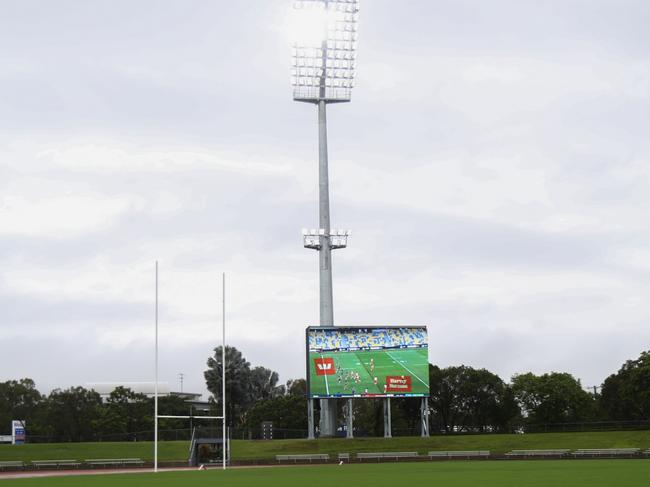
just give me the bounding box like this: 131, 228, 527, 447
306, 326, 429, 398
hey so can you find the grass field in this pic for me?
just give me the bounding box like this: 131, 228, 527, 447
308, 348, 429, 397
2, 430, 650, 462
4, 461, 650, 486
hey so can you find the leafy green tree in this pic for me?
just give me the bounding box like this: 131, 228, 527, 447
204, 346, 283, 427
286, 379, 307, 397
205, 346, 253, 426
391, 396, 422, 434
352, 399, 383, 436
245, 395, 308, 432
0, 379, 42, 435
156, 394, 195, 431
43, 387, 103, 441
105, 387, 151, 437
95, 403, 124, 439
429, 365, 519, 433
511, 372, 595, 424
249, 366, 282, 401
600, 350, 650, 420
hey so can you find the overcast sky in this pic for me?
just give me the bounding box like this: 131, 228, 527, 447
1, 0, 650, 399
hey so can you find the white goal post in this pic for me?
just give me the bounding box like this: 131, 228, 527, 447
154, 264, 227, 472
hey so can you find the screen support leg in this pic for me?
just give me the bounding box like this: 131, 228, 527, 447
346, 398, 353, 438
307, 399, 315, 440
383, 397, 392, 438
421, 397, 430, 437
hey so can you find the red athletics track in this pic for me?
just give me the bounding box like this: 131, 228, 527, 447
0, 464, 320, 480
0, 467, 194, 480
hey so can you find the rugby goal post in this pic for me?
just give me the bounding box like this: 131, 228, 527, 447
154, 264, 227, 472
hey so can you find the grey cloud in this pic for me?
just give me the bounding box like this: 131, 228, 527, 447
0, 291, 149, 329
334, 205, 615, 276
1, 0, 650, 395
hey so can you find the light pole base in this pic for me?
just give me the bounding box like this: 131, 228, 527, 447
319, 398, 338, 437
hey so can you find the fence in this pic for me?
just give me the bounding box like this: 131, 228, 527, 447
20, 419, 650, 444
523, 420, 650, 434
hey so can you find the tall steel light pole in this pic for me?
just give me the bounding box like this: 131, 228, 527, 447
291, 0, 359, 438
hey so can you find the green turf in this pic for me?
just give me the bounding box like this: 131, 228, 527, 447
4, 461, 650, 486
2, 430, 650, 462
232, 430, 650, 460
0, 441, 183, 463
309, 348, 429, 397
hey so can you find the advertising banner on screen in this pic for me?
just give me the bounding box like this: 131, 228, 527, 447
306, 326, 429, 399
386, 375, 412, 393
314, 358, 336, 376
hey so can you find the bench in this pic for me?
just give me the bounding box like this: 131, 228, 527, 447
275, 454, 330, 463
338, 453, 350, 462
571, 448, 640, 458
428, 450, 490, 459
357, 452, 419, 462
32, 459, 82, 469
0, 461, 25, 471
84, 458, 145, 468
505, 449, 570, 458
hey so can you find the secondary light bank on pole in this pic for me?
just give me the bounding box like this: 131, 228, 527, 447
290, 0, 360, 438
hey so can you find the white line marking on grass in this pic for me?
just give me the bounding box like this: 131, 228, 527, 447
320, 354, 330, 396
386, 351, 429, 388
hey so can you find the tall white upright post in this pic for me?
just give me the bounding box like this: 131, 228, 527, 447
154, 261, 159, 472
222, 272, 226, 470
151, 264, 226, 470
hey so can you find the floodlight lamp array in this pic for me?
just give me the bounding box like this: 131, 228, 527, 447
302, 228, 351, 250
291, 0, 359, 102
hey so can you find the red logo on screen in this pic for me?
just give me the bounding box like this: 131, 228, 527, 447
385, 376, 412, 393
314, 358, 336, 376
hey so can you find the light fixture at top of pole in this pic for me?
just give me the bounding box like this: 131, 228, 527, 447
289, 0, 360, 103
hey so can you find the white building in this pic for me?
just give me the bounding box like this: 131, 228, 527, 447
85, 382, 210, 411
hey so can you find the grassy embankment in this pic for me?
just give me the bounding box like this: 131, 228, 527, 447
1, 430, 650, 462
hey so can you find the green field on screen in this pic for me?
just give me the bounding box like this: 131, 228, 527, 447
308, 347, 429, 397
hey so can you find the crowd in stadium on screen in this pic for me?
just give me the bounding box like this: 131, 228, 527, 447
308, 327, 427, 352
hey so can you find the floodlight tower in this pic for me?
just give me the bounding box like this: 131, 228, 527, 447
291, 0, 359, 438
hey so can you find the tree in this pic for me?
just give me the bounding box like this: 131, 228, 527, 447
390, 396, 422, 434
43, 387, 103, 442
249, 366, 282, 401
245, 395, 308, 434
205, 346, 251, 426
429, 365, 519, 433
204, 346, 283, 426
104, 387, 151, 438
351, 399, 384, 436
286, 379, 307, 397
156, 394, 195, 432
600, 350, 650, 420
0, 379, 42, 435
511, 372, 595, 424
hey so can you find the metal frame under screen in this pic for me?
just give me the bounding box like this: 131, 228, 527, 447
305, 325, 429, 399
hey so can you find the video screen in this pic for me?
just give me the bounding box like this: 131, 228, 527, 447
306, 326, 429, 398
